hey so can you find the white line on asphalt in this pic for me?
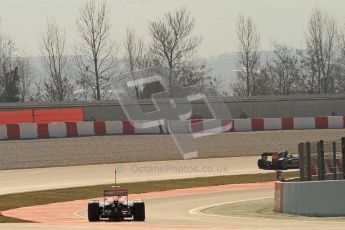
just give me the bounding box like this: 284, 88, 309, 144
189, 196, 273, 216
189, 196, 345, 224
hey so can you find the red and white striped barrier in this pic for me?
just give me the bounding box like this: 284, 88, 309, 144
0, 121, 161, 140
231, 116, 345, 132
0, 116, 344, 140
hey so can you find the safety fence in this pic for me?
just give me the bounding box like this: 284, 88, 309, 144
276, 138, 345, 216
298, 137, 345, 181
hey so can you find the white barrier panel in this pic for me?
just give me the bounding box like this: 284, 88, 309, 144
19, 123, 38, 139
105, 121, 122, 134
48, 122, 67, 138
293, 117, 315, 129
264, 118, 282, 130
192, 120, 232, 138
133, 121, 161, 134
168, 120, 191, 134
233, 119, 252, 132
328, 116, 344, 129
77, 122, 95, 136
0, 125, 7, 140
203, 119, 221, 132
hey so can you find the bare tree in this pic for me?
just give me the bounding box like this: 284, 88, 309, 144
298, 48, 318, 94
305, 8, 338, 94
16, 57, 33, 102
268, 43, 301, 95
339, 25, 345, 59
0, 34, 21, 102
40, 19, 73, 101
149, 7, 201, 95
123, 29, 146, 98
231, 68, 272, 96
335, 24, 345, 93
75, 0, 118, 100
234, 14, 261, 96
254, 68, 273, 95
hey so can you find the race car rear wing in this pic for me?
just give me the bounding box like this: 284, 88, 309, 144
104, 189, 128, 197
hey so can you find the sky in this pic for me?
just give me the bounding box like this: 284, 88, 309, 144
0, 0, 345, 58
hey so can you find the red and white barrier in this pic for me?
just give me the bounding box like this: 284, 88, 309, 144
0, 116, 344, 140
19, 123, 38, 139
104, 121, 123, 134
233, 116, 345, 132
0, 125, 7, 139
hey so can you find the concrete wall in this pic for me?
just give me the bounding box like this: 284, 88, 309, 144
82, 96, 345, 121
275, 180, 345, 216
1, 94, 345, 121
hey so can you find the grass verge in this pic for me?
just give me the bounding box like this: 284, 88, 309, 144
0, 171, 298, 223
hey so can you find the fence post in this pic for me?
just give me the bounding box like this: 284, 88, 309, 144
298, 143, 305, 181
342, 137, 345, 180
317, 141, 321, 181
333, 142, 337, 180
317, 140, 325, 181
320, 140, 325, 180
306, 142, 312, 181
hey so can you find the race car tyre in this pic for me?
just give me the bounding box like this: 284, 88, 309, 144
257, 159, 265, 169
133, 202, 145, 221
277, 160, 287, 170
88, 201, 100, 222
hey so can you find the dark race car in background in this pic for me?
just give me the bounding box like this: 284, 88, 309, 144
257, 151, 299, 170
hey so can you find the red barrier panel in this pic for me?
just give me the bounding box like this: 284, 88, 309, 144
37, 124, 49, 138
191, 119, 203, 133
66, 122, 78, 137
315, 117, 328, 129
326, 159, 334, 173
252, 118, 264, 131
34, 108, 84, 123
222, 120, 234, 132
0, 108, 83, 124
123, 120, 135, 134
311, 163, 318, 175
7, 124, 20, 139
94, 121, 106, 135
282, 117, 294, 130
0, 110, 33, 124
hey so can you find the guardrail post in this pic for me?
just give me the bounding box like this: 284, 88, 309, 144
298, 143, 305, 181
306, 142, 312, 181
342, 137, 345, 180
317, 141, 321, 180
333, 142, 337, 180
320, 140, 325, 180
317, 140, 325, 181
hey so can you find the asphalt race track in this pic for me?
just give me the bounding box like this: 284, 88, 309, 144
0, 129, 343, 230
2, 182, 345, 230
2, 129, 344, 170
0, 156, 265, 195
